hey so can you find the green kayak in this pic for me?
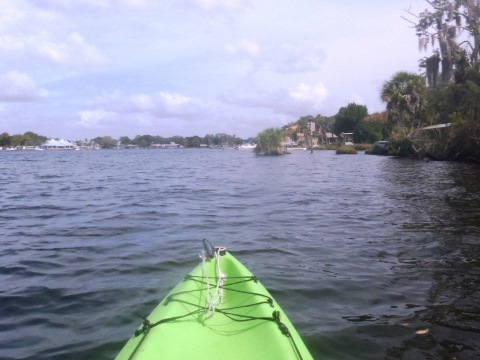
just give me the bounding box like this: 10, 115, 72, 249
116, 242, 313, 359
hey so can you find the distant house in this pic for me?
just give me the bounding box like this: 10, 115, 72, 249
296, 132, 305, 144
126, 144, 140, 149
41, 139, 77, 150
325, 132, 337, 144
282, 137, 298, 147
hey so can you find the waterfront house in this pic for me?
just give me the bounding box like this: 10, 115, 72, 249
41, 139, 77, 150
325, 132, 337, 145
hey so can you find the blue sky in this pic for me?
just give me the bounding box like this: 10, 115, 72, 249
0, 0, 428, 140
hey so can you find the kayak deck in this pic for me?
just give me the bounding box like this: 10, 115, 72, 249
116, 249, 313, 360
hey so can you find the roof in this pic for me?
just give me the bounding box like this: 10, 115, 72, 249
420, 123, 452, 130
363, 112, 388, 123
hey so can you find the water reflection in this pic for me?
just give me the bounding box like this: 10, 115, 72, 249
382, 160, 480, 359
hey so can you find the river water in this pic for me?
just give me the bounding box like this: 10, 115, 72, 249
1, 149, 479, 360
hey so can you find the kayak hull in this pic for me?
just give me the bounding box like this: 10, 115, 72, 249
116, 251, 313, 360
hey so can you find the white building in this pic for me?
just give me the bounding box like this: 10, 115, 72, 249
150, 142, 180, 149
41, 139, 77, 150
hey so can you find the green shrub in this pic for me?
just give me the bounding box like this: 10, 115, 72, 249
390, 125, 418, 158
254, 128, 286, 155
353, 143, 371, 151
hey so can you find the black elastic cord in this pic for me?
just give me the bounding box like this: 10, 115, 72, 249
127, 269, 304, 360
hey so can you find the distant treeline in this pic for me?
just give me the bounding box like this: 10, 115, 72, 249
0, 132, 48, 147
0, 131, 250, 149
116, 134, 247, 148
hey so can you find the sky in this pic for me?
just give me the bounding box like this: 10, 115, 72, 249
0, 0, 430, 140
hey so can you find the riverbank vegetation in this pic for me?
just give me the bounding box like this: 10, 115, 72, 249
380, 0, 480, 161
0, 132, 47, 148
336, 146, 357, 155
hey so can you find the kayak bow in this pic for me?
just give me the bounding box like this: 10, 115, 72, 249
116, 244, 313, 359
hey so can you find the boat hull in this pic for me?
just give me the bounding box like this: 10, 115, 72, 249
115, 251, 313, 360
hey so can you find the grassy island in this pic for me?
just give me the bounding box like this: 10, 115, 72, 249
254, 128, 287, 156
336, 146, 357, 155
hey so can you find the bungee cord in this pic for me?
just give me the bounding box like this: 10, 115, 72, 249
128, 243, 304, 360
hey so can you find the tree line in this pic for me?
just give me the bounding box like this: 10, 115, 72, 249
0, 132, 47, 147
0, 132, 248, 149
116, 133, 245, 148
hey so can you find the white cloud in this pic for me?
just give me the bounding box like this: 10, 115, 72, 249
121, 0, 150, 7
0, 35, 23, 51
225, 39, 325, 74
220, 81, 329, 117
0, 1, 105, 68
77, 109, 115, 127
90, 90, 206, 119
91, 91, 152, 113
267, 43, 326, 73
0, 71, 48, 102
22, 31, 105, 66
155, 92, 197, 113
67, 32, 105, 64
350, 94, 366, 105
0, 3, 24, 32
226, 38, 260, 57
76, 90, 212, 135
289, 83, 328, 103
193, 0, 243, 10
130, 94, 156, 111
39, 0, 109, 8
26, 0, 151, 10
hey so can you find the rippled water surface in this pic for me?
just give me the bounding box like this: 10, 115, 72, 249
1, 149, 479, 359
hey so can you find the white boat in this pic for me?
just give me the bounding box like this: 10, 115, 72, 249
236, 143, 256, 150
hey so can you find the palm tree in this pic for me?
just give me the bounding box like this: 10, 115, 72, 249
381, 71, 426, 127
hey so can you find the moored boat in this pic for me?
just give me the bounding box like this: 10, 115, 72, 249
236, 143, 256, 150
